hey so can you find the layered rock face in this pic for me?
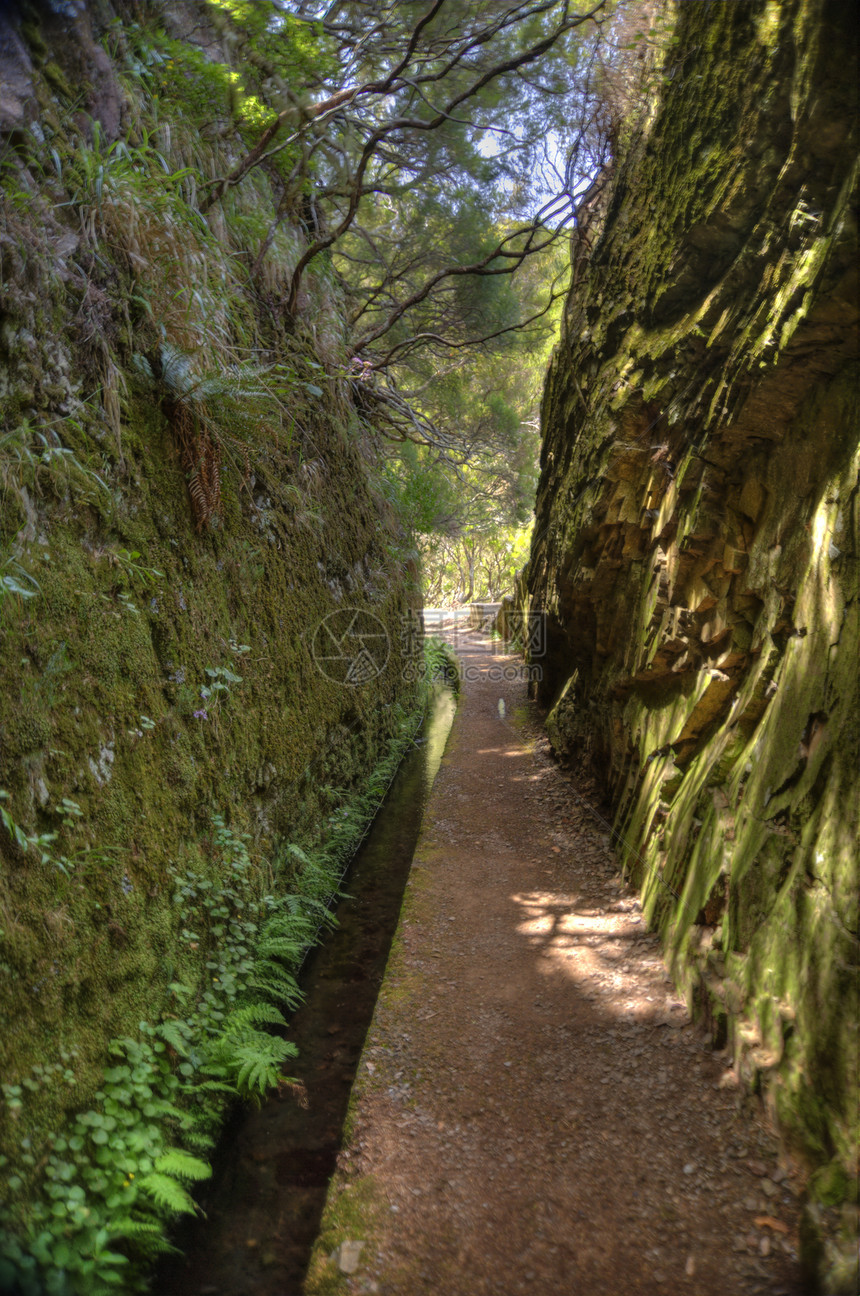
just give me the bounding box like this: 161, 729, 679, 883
527, 1, 858, 1285
0, 2, 420, 1276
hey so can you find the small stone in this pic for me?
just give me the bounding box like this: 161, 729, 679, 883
683, 1163, 695, 1175
685, 1254, 696, 1277
759, 1235, 771, 1258
332, 1240, 366, 1275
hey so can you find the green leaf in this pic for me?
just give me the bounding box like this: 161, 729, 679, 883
51, 1242, 72, 1269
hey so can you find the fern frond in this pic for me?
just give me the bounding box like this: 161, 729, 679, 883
230, 1036, 298, 1097
189, 1078, 238, 1095
153, 1148, 212, 1181
179, 1124, 218, 1152
245, 965, 303, 1008
194, 367, 271, 404
136, 1172, 197, 1214
147, 1098, 196, 1128
108, 1219, 179, 1258
155, 1020, 191, 1056
131, 353, 154, 381
263, 911, 314, 942
255, 935, 304, 963
220, 1002, 287, 1033
283, 843, 311, 866
159, 343, 194, 396
108, 1219, 163, 1239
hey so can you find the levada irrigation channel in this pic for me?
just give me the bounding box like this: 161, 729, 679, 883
157, 682, 457, 1296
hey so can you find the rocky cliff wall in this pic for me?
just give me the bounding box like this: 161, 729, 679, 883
0, 4, 421, 1288
527, 1, 858, 1288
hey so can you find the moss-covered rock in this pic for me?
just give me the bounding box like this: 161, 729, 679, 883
0, 2, 423, 1288
525, 1, 858, 1288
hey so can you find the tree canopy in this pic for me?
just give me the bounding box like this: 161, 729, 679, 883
203, 1, 612, 431
172, 0, 654, 595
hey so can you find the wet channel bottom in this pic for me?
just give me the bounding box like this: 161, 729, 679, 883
156, 686, 457, 1296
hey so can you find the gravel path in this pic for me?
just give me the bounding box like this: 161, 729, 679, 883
306, 635, 805, 1296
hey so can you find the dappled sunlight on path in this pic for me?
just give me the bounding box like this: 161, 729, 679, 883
305, 636, 804, 1296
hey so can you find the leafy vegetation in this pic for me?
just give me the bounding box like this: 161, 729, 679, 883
0, 655, 445, 1294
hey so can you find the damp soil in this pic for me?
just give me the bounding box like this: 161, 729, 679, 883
156, 684, 457, 1296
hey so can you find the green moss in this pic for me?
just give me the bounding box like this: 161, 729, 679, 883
0, 11, 424, 1282
526, 4, 859, 1289
304, 1175, 387, 1296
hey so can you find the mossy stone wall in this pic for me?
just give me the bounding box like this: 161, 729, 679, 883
525, 2, 858, 1288
0, 0, 421, 1276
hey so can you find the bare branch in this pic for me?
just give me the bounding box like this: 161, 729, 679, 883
367, 277, 570, 370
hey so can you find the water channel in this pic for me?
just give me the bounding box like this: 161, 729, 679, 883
157, 682, 457, 1296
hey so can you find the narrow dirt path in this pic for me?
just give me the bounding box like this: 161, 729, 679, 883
306, 635, 804, 1296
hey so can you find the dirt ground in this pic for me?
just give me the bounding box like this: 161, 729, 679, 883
306, 634, 805, 1296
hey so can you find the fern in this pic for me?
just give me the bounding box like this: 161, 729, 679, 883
133, 344, 299, 530
153, 1148, 212, 1181
108, 1219, 180, 1257
220, 1002, 287, 1031
136, 1172, 197, 1215
283, 842, 311, 866
157, 344, 194, 396
262, 910, 315, 946
205, 1010, 299, 1099
178, 1123, 219, 1152
145, 1097, 194, 1127
229, 1036, 298, 1098
255, 934, 304, 963
155, 1020, 191, 1056
188, 1078, 238, 1095
245, 964, 303, 1007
